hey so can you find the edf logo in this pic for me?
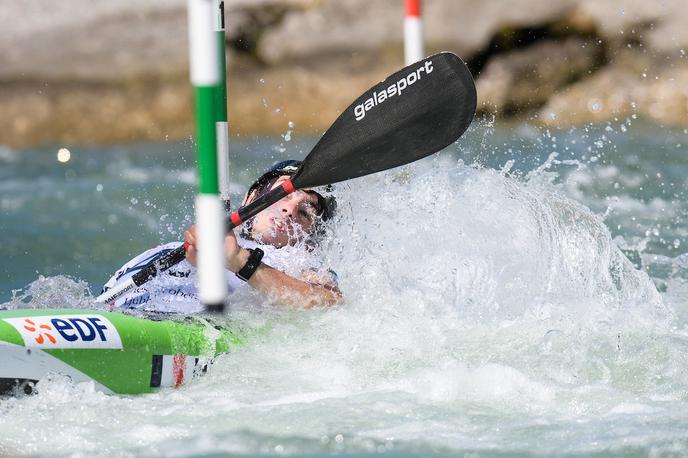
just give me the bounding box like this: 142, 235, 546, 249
51, 317, 109, 342
4, 314, 123, 349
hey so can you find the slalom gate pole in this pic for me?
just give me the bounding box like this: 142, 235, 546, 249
214, 0, 231, 211
404, 0, 424, 65
187, 0, 228, 313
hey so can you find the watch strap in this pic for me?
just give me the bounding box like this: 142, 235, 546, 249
236, 248, 264, 282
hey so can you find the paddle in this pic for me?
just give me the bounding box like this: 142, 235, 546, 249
96, 52, 477, 305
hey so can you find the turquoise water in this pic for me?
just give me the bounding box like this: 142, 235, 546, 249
2, 120, 688, 456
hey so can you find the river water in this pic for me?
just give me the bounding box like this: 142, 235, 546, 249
1, 119, 688, 456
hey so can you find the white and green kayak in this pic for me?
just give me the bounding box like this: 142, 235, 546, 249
0, 308, 248, 396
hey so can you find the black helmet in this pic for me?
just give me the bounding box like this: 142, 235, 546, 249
247, 160, 336, 221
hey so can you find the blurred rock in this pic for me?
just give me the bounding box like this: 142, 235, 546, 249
540, 58, 688, 127
477, 38, 604, 114
2, 0, 688, 147
258, 0, 591, 63
539, 65, 641, 126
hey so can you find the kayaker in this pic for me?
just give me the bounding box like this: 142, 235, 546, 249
101, 160, 341, 312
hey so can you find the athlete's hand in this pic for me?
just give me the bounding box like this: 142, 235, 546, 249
224, 230, 249, 273
183, 225, 199, 267
183, 225, 248, 272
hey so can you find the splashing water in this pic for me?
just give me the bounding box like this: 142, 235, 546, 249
2, 123, 688, 456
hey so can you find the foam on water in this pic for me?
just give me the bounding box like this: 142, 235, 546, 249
3, 144, 688, 456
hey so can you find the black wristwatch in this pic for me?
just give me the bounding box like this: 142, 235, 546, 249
236, 248, 264, 282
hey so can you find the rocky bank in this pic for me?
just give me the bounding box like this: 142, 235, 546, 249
1, 0, 687, 147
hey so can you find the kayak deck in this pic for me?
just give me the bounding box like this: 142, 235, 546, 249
0, 308, 248, 395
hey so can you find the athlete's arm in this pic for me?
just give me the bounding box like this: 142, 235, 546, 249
184, 225, 342, 308
232, 250, 342, 308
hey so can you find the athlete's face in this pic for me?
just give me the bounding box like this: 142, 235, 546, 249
247, 175, 323, 247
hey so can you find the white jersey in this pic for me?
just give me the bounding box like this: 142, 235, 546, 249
101, 237, 333, 313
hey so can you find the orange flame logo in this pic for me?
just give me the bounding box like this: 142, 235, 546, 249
23, 319, 56, 344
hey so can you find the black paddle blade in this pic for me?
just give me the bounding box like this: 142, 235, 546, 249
291, 52, 476, 189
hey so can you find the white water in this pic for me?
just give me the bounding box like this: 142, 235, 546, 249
3, 130, 688, 456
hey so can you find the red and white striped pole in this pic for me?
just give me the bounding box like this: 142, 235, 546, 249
404, 0, 424, 65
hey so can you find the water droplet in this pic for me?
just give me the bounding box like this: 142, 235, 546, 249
588, 99, 603, 113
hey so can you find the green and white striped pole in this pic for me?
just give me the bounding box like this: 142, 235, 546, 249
214, 0, 231, 211
187, 0, 227, 312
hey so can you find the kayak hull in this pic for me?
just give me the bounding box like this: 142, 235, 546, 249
0, 308, 245, 395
